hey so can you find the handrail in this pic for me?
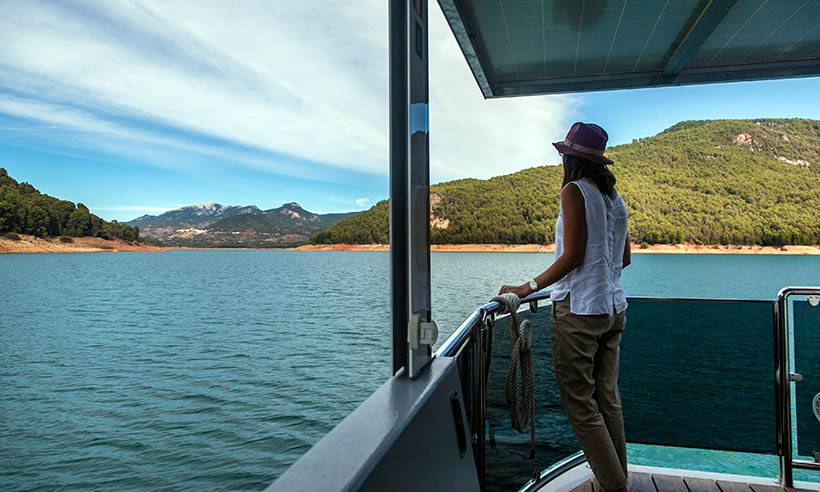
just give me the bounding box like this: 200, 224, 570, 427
519, 451, 587, 492
436, 290, 552, 358
440, 289, 820, 492
435, 309, 483, 358
439, 292, 774, 359
484, 289, 553, 316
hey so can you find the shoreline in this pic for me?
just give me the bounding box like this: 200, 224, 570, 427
295, 243, 820, 255
0, 235, 166, 254
3, 236, 819, 255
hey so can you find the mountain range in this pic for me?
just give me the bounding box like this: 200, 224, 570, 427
313, 119, 820, 247
127, 202, 361, 247
5, 118, 819, 249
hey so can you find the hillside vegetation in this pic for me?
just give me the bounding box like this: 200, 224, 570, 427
312, 119, 820, 246
0, 168, 139, 241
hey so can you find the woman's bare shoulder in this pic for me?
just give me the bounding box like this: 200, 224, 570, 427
560, 182, 584, 203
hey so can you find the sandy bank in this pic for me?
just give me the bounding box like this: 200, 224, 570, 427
295, 243, 820, 255
0, 235, 167, 254
5, 237, 816, 255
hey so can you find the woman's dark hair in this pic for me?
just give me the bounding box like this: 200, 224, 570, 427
562, 154, 616, 197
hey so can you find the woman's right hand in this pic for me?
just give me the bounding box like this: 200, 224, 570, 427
498, 284, 531, 298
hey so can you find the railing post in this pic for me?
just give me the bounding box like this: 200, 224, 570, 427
776, 286, 820, 482
776, 292, 793, 487
472, 315, 487, 490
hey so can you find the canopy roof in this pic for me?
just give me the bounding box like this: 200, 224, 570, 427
438, 0, 820, 98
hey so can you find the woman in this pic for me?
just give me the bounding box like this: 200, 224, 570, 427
499, 122, 631, 492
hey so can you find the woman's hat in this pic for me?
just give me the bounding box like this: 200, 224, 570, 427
552, 122, 614, 165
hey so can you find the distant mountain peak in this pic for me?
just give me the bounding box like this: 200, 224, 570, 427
180, 202, 227, 215
125, 202, 260, 232
185, 202, 221, 210
274, 202, 316, 221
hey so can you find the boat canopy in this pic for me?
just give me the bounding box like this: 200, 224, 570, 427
438, 0, 820, 98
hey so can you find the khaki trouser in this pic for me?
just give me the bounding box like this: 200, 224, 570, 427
551, 295, 628, 492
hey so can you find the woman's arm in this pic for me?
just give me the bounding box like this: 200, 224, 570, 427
498, 184, 586, 297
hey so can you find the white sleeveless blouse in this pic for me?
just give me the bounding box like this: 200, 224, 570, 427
550, 178, 629, 315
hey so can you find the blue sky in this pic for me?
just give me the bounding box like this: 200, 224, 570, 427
1, 1, 819, 222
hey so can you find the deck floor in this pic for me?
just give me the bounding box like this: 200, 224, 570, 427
569, 472, 814, 492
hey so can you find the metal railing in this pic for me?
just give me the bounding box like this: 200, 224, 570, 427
437, 290, 552, 358
521, 452, 586, 492
438, 287, 820, 492
435, 290, 552, 490
777, 287, 820, 487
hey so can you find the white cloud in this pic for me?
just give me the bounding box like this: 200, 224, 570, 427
0, 94, 347, 180
0, 0, 576, 182
428, 8, 577, 181
0, 0, 388, 175
354, 198, 370, 208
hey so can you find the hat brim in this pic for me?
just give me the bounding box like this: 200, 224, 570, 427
553, 141, 613, 165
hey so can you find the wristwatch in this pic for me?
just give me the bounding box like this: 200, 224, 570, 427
528, 279, 538, 292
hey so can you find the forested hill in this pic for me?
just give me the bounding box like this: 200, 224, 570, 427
312, 119, 820, 246
0, 168, 139, 241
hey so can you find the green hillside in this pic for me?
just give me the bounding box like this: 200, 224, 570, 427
312, 119, 820, 246
0, 168, 139, 241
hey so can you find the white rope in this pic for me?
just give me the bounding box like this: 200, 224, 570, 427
492, 293, 537, 459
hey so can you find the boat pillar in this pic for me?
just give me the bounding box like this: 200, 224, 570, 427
390, 0, 436, 378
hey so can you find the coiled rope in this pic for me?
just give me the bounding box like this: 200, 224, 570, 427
491, 293, 536, 459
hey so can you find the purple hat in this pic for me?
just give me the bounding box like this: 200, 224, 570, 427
552, 122, 613, 165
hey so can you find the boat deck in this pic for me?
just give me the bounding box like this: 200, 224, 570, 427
568, 472, 816, 492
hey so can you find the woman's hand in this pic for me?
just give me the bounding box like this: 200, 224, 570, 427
498, 283, 531, 298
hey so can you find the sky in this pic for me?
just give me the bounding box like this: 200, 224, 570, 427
1, 1, 819, 222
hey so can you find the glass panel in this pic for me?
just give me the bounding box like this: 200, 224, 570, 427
622, 298, 776, 454
482, 298, 777, 491
485, 307, 569, 492
792, 297, 820, 459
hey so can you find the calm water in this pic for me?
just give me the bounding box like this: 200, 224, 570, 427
1, 251, 819, 491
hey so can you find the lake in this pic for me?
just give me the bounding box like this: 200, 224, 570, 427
1, 251, 819, 491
